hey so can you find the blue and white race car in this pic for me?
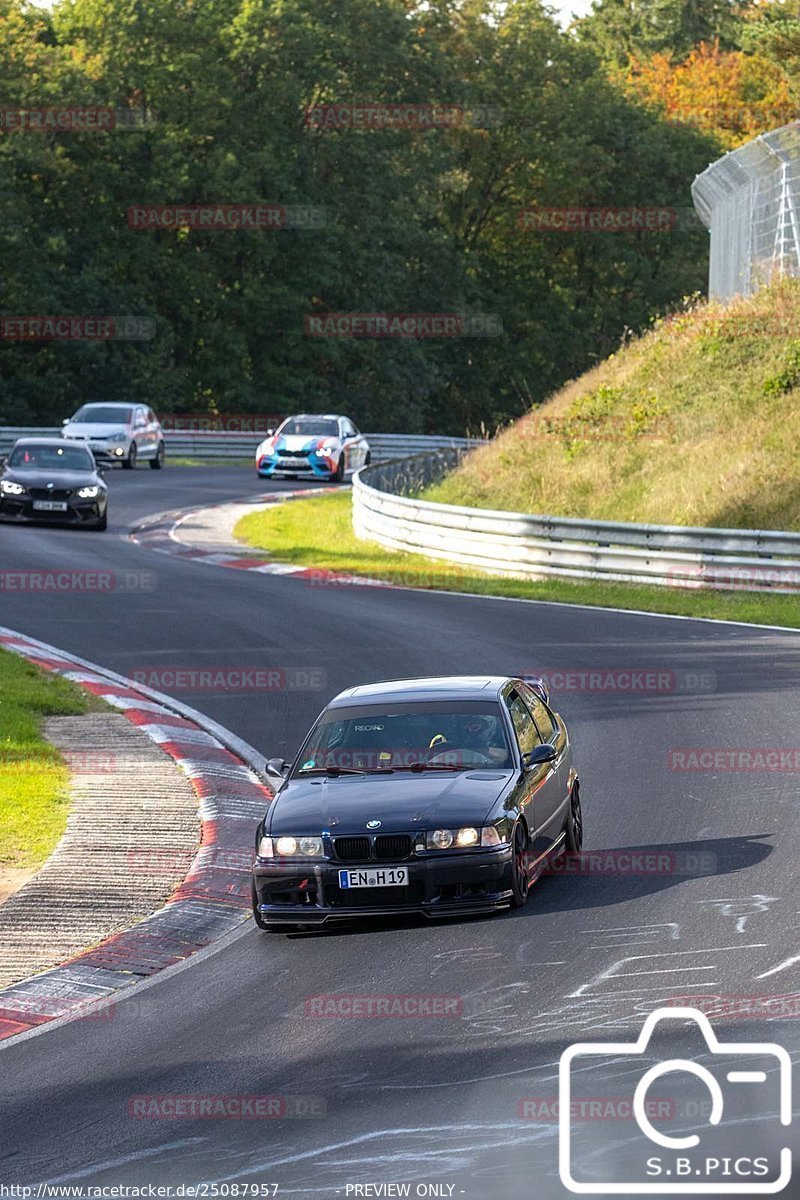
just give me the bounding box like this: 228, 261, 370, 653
255, 414, 371, 481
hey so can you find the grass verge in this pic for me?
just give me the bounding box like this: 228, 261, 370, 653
426, 279, 800, 531
234, 491, 800, 629
0, 650, 94, 868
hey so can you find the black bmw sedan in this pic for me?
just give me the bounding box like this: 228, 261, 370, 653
0, 437, 108, 530
252, 675, 582, 930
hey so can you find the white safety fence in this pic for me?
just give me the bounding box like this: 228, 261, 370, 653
692, 123, 800, 300
0, 427, 479, 463
352, 452, 800, 594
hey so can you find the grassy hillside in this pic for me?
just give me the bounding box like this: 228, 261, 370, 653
427, 280, 800, 531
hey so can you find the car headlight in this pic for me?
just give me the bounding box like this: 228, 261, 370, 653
258, 835, 324, 858
256, 440, 275, 457
0, 480, 26, 495
426, 826, 501, 850
77, 485, 100, 499
107, 432, 128, 443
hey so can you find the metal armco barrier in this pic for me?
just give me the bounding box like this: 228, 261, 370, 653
0, 427, 480, 463
352, 452, 800, 594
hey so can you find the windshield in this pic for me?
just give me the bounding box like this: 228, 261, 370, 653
8, 444, 95, 471
294, 700, 513, 773
71, 405, 133, 424
278, 417, 339, 438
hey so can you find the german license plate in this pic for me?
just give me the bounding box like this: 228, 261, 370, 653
338, 866, 408, 888
33, 501, 67, 512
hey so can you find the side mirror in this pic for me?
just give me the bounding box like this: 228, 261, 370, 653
524, 744, 557, 767
265, 428, 274, 437
265, 757, 288, 781
61, 417, 69, 425
96, 463, 108, 474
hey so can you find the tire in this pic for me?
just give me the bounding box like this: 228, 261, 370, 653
149, 441, 165, 469
509, 821, 531, 909
334, 452, 345, 482
565, 783, 583, 854
93, 511, 107, 531
122, 442, 137, 470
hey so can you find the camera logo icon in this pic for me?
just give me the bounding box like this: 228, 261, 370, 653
559, 1006, 792, 1194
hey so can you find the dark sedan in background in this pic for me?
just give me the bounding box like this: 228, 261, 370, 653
0, 438, 108, 530
252, 675, 581, 930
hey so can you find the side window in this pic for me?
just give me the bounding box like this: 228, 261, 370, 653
147, 409, 156, 424
135, 407, 147, 427
342, 420, 356, 438
526, 692, 557, 742
506, 692, 540, 757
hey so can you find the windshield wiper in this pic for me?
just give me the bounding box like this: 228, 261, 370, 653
401, 761, 466, 772
299, 766, 368, 776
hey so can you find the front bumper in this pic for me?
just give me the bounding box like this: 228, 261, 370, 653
0, 496, 106, 525
64, 438, 128, 464
257, 454, 337, 479
252, 846, 514, 923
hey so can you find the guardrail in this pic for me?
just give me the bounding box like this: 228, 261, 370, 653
0, 427, 481, 463
352, 451, 800, 593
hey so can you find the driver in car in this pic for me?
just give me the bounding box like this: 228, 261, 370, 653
428, 714, 508, 766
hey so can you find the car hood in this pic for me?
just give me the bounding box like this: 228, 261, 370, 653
63, 423, 129, 438
279, 434, 337, 451
268, 770, 514, 835
3, 468, 102, 489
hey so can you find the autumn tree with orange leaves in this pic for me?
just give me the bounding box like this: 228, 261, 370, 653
623, 41, 795, 148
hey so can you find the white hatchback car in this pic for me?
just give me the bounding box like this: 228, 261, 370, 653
62, 402, 165, 469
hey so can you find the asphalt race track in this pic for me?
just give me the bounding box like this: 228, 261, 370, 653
1, 466, 798, 1199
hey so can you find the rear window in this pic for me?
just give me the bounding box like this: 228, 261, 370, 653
71, 405, 133, 424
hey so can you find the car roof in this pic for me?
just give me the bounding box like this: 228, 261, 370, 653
328, 676, 510, 707
11, 437, 93, 448
75, 402, 135, 410
281, 413, 344, 422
